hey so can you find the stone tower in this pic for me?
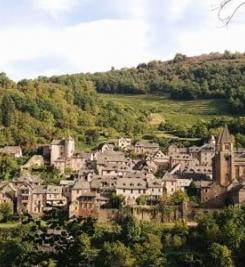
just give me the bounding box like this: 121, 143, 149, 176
214, 125, 234, 187
209, 135, 216, 146
64, 136, 75, 159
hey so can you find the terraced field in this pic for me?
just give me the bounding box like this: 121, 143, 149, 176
100, 94, 231, 128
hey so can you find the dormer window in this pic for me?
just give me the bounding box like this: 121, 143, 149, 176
225, 144, 230, 150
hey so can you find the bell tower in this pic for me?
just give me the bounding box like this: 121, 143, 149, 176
214, 125, 234, 187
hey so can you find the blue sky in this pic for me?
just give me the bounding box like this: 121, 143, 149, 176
0, 0, 244, 80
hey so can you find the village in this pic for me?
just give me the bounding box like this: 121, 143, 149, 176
1, 126, 245, 222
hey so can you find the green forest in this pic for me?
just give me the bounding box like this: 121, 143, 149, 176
0, 73, 149, 152
0, 51, 245, 152
1, 205, 245, 267
55, 51, 245, 114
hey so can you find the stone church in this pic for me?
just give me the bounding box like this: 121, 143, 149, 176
201, 126, 245, 207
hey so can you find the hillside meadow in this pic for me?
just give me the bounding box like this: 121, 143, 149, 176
100, 93, 232, 128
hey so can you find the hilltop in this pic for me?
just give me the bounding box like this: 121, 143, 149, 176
0, 51, 245, 151
46, 51, 245, 114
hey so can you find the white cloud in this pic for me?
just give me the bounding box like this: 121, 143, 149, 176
32, 0, 82, 17
167, 0, 193, 21
0, 19, 152, 80
1, 0, 245, 80
177, 3, 245, 56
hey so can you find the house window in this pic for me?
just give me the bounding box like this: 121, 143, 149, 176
131, 189, 133, 194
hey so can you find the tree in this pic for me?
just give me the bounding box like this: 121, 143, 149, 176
119, 214, 142, 245
173, 53, 187, 63
0, 202, 13, 222
1, 94, 16, 127
215, 0, 245, 25
170, 190, 188, 205
109, 193, 125, 209
97, 241, 135, 267
40, 166, 62, 185
187, 181, 200, 203
209, 243, 234, 267
0, 155, 19, 180
134, 234, 165, 267
85, 129, 100, 146
136, 195, 148, 205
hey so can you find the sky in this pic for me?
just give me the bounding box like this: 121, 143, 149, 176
0, 0, 245, 81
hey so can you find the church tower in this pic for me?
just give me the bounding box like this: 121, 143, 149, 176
214, 125, 234, 187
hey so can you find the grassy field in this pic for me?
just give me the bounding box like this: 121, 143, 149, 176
100, 94, 231, 128
0, 222, 19, 229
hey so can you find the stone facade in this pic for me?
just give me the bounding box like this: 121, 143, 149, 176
202, 126, 245, 207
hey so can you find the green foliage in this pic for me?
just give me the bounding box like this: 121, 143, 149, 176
0, 76, 149, 151
85, 129, 100, 146
109, 193, 125, 209
40, 166, 62, 185
97, 241, 135, 267
3, 205, 245, 266
209, 243, 234, 267
136, 195, 148, 205
133, 233, 165, 267
0, 154, 19, 180
0, 202, 13, 223
71, 52, 245, 114
170, 190, 188, 205
119, 214, 142, 245
1, 93, 16, 127
187, 181, 200, 203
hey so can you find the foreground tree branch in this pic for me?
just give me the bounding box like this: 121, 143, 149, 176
214, 0, 245, 25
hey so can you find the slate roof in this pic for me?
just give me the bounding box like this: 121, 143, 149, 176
217, 125, 232, 144
0, 146, 22, 155
116, 178, 147, 189
72, 179, 90, 190
32, 185, 46, 194
135, 142, 159, 148
47, 185, 63, 194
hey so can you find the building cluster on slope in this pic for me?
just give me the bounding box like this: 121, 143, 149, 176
1, 126, 245, 219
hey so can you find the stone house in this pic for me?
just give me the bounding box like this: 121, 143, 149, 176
176, 178, 192, 192
162, 175, 177, 195
17, 183, 33, 214
96, 151, 129, 175
17, 185, 67, 216
100, 143, 115, 153
69, 192, 108, 218
152, 150, 169, 165
71, 178, 92, 202
46, 185, 67, 208
30, 185, 46, 215
134, 142, 160, 155
170, 154, 199, 171
168, 144, 188, 156
118, 138, 132, 151
21, 155, 45, 172
116, 178, 147, 205
47, 137, 85, 174
0, 182, 16, 209
0, 146, 22, 158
